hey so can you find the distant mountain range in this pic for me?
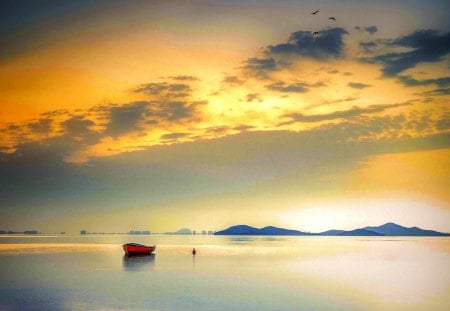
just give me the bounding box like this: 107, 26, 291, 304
164, 228, 192, 235
214, 223, 449, 236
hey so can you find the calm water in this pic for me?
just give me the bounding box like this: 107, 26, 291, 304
0, 235, 449, 310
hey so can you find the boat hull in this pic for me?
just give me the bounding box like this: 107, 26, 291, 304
123, 243, 156, 255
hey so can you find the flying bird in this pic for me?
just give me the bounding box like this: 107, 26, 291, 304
311, 10, 319, 15
329, 17, 336, 21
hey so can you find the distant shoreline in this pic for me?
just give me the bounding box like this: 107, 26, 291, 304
2, 222, 449, 237
214, 223, 450, 237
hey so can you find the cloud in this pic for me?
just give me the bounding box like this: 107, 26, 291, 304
364, 29, 450, 75
365, 26, 378, 34
280, 102, 410, 125
266, 81, 309, 93
40, 109, 70, 118
436, 118, 450, 131
26, 118, 53, 135
266, 80, 326, 93
100, 97, 206, 138
242, 57, 277, 76
204, 126, 232, 135
360, 41, 377, 53
246, 93, 261, 102
348, 82, 372, 89
266, 27, 349, 60
355, 26, 378, 34
134, 82, 191, 97
304, 97, 357, 110
2, 114, 448, 220
422, 87, 450, 96
60, 115, 100, 146
241, 27, 348, 77
61, 116, 95, 137
398, 75, 450, 87
169, 75, 198, 81
105, 101, 149, 137
156, 100, 206, 121
160, 132, 191, 140
222, 75, 244, 85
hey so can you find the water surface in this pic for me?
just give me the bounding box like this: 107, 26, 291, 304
0, 235, 449, 310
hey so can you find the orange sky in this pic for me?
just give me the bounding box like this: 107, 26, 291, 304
0, 0, 449, 232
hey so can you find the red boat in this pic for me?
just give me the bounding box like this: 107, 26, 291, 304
122, 243, 156, 255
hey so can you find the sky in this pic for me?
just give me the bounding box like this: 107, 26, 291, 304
0, 0, 449, 233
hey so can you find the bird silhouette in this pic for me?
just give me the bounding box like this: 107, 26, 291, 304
329, 17, 336, 21
311, 10, 319, 15
312, 31, 319, 36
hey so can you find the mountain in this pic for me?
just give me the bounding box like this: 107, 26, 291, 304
165, 228, 192, 235
259, 226, 311, 236
214, 225, 309, 236
215, 223, 449, 236
214, 225, 261, 235
337, 229, 384, 236
319, 229, 345, 236
363, 222, 450, 236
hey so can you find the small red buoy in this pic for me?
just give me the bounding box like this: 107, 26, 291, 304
192, 248, 196, 255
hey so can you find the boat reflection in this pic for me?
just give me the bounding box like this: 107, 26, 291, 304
122, 254, 155, 271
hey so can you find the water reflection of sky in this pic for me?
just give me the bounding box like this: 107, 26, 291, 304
0, 236, 449, 310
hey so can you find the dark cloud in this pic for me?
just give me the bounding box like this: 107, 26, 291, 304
304, 97, 357, 110
26, 118, 53, 135
421, 87, 450, 96
242, 27, 348, 77
436, 117, 450, 131
61, 116, 95, 136
234, 125, 254, 132
348, 82, 372, 89
100, 97, 206, 138
205, 126, 231, 135
266, 80, 326, 93
266, 81, 309, 93
160, 132, 191, 140
134, 82, 191, 97
365, 26, 378, 34
359, 41, 377, 53
364, 29, 450, 76
406, 114, 434, 133
246, 93, 261, 102
222, 75, 244, 85
0, 135, 95, 209
156, 101, 205, 121
266, 27, 349, 60
398, 75, 450, 87
169, 75, 198, 81
60, 115, 100, 145
105, 101, 149, 137
280, 102, 410, 125
355, 26, 378, 34
242, 57, 277, 76
40, 109, 70, 118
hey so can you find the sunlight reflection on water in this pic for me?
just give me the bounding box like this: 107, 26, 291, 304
0, 235, 449, 310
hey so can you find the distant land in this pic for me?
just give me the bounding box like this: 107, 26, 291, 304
214, 223, 450, 236
164, 228, 192, 235
0, 230, 39, 235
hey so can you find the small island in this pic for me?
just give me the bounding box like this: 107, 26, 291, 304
214, 222, 450, 236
